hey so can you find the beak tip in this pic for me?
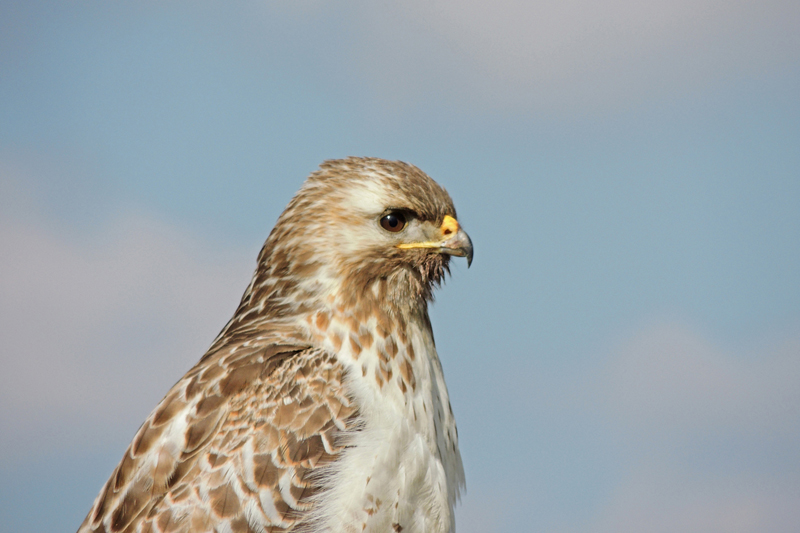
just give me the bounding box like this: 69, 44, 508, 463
430, 221, 473, 268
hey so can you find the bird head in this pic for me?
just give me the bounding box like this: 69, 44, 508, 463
247, 157, 473, 317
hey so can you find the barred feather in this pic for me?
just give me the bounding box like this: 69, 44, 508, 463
78, 157, 467, 533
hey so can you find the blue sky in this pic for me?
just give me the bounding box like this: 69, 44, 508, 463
1, 1, 799, 531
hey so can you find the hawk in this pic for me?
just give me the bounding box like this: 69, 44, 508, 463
78, 157, 472, 533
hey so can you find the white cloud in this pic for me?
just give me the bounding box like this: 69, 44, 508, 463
585, 321, 800, 531
0, 204, 255, 455
3, 155, 798, 530
599, 321, 800, 437
458, 319, 800, 532
347, 0, 799, 113
584, 457, 800, 533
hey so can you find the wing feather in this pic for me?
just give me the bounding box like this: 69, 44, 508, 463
78, 343, 358, 533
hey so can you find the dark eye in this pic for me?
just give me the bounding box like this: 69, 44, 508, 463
380, 212, 407, 233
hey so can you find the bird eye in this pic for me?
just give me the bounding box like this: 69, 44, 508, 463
380, 212, 407, 233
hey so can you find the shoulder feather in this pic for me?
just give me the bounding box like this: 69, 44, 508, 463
78, 343, 359, 533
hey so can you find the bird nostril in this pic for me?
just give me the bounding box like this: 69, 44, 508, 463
440, 215, 459, 238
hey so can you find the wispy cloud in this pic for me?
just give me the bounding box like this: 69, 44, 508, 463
461, 319, 800, 532
0, 180, 255, 456
584, 321, 800, 531
583, 456, 800, 533
600, 321, 800, 435
339, 0, 800, 112
2, 170, 797, 531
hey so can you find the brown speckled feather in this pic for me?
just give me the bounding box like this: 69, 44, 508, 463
78, 157, 470, 533
78, 343, 357, 533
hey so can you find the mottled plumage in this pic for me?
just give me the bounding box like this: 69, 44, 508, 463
78, 157, 472, 533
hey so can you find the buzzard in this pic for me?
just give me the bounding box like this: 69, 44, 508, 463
78, 157, 472, 533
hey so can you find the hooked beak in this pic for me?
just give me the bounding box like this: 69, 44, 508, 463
397, 215, 474, 267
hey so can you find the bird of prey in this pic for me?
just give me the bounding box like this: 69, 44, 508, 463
78, 157, 472, 533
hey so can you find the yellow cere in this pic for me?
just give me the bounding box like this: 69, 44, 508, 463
396, 215, 460, 250
440, 215, 459, 237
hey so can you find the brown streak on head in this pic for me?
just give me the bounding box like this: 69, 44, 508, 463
216, 157, 458, 339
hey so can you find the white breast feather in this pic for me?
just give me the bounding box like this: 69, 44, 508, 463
303, 313, 464, 533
